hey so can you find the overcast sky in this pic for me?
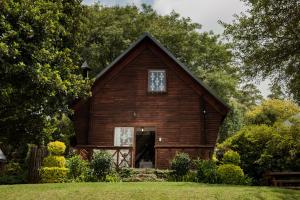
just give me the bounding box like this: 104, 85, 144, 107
83, 0, 270, 97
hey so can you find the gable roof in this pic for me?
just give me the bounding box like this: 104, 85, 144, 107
94, 33, 229, 110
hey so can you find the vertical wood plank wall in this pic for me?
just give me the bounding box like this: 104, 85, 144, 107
74, 40, 225, 168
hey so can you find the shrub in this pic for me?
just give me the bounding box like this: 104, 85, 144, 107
221, 125, 274, 180
223, 150, 241, 166
170, 152, 191, 179
154, 169, 171, 180
40, 167, 68, 183
47, 141, 66, 155
182, 171, 197, 182
4, 162, 23, 176
0, 162, 26, 185
67, 155, 89, 181
90, 151, 113, 181
221, 122, 300, 182
84, 168, 98, 182
245, 99, 300, 126
43, 156, 66, 168
40, 141, 67, 183
105, 172, 120, 182
195, 159, 218, 184
217, 164, 245, 185
118, 168, 133, 179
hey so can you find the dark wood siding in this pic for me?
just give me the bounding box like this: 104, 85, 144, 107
74, 39, 226, 168
74, 99, 90, 145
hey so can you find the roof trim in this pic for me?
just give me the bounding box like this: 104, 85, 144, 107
94, 32, 229, 110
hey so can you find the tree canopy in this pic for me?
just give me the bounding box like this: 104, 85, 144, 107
81, 4, 240, 102
245, 99, 300, 125
0, 0, 91, 147
223, 0, 300, 103
220, 100, 300, 182
0, 1, 265, 149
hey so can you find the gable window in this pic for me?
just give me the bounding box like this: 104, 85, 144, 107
148, 70, 166, 92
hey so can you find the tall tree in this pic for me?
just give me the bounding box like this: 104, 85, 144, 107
222, 0, 300, 103
267, 82, 285, 100
0, 0, 91, 147
81, 4, 265, 141
81, 4, 239, 102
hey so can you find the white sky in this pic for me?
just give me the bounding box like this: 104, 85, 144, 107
83, 0, 271, 97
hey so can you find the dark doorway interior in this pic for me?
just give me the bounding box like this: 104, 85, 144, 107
135, 130, 155, 168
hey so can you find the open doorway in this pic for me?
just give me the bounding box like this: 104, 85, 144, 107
135, 127, 155, 168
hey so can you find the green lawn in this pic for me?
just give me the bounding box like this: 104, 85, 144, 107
0, 182, 299, 200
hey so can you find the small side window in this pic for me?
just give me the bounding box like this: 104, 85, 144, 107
148, 70, 166, 93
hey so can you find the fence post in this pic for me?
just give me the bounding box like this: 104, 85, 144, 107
27, 145, 47, 183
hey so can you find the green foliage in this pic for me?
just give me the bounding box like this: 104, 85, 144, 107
81, 4, 250, 106
223, 0, 300, 102
0, 161, 27, 185
195, 159, 218, 184
118, 168, 133, 179
217, 164, 246, 185
3, 162, 22, 176
219, 99, 246, 142
0, 0, 91, 149
90, 151, 113, 181
222, 125, 274, 180
120, 168, 170, 182
170, 152, 191, 179
223, 150, 241, 166
182, 171, 197, 182
40, 167, 68, 183
67, 155, 89, 181
0, 174, 26, 185
40, 141, 67, 183
105, 172, 120, 183
43, 156, 66, 168
246, 99, 300, 125
154, 169, 171, 180
222, 121, 300, 182
47, 141, 66, 155
256, 121, 300, 172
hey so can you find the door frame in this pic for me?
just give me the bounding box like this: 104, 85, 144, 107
133, 126, 156, 168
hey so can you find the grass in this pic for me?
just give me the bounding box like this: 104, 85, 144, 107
0, 182, 299, 200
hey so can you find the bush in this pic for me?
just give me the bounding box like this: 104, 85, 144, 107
182, 171, 197, 182
245, 99, 300, 126
0, 161, 27, 185
154, 169, 171, 180
217, 164, 245, 185
0, 174, 27, 185
105, 172, 120, 182
221, 122, 300, 183
47, 141, 66, 155
90, 151, 113, 181
195, 159, 218, 184
43, 156, 66, 168
3, 162, 23, 176
223, 150, 241, 166
40, 167, 68, 183
40, 141, 67, 183
221, 125, 274, 180
67, 155, 89, 181
118, 168, 133, 179
170, 152, 191, 179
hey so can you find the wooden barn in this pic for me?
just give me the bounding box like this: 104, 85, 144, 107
73, 33, 229, 169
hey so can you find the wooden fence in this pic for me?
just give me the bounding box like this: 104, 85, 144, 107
76, 145, 133, 170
